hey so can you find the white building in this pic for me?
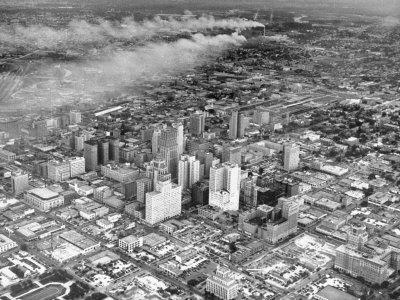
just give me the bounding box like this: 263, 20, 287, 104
119, 235, 143, 252
172, 122, 184, 156
48, 157, 85, 182
11, 172, 29, 196
283, 143, 300, 172
0, 234, 17, 253
178, 155, 200, 190
209, 163, 240, 211
25, 188, 64, 212
69, 110, 82, 124
152, 128, 162, 154
206, 266, 239, 300
145, 180, 182, 225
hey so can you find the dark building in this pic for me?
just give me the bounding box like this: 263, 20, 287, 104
191, 181, 209, 206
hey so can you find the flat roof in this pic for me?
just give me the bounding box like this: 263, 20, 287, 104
316, 286, 358, 300
28, 188, 59, 200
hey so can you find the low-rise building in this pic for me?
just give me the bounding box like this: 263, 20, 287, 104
119, 235, 143, 252
25, 188, 64, 212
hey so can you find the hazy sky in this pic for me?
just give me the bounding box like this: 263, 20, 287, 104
0, 0, 399, 16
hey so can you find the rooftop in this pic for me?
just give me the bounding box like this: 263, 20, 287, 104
27, 188, 59, 200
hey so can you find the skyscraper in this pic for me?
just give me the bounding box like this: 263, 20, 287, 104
158, 128, 179, 178
145, 157, 172, 188
84, 140, 98, 171
109, 138, 120, 163
222, 145, 242, 166
152, 128, 162, 154
98, 139, 110, 165
136, 177, 153, 203
145, 179, 182, 225
228, 110, 239, 140
237, 113, 249, 138
209, 163, 240, 211
190, 111, 205, 136
253, 107, 271, 125
178, 154, 200, 190
11, 172, 29, 196
283, 143, 300, 172
69, 110, 82, 124
172, 122, 184, 156
204, 152, 219, 179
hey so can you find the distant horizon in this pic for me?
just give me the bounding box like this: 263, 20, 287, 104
0, 0, 399, 17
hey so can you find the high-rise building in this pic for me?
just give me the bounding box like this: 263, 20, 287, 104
152, 128, 162, 154
172, 122, 184, 156
209, 163, 240, 211
253, 107, 271, 125
69, 110, 82, 124
178, 155, 200, 190
239, 198, 299, 244
69, 157, 85, 178
84, 140, 98, 171
158, 128, 179, 178
47, 160, 70, 182
191, 181, 209, 206
283, 143, 300, 172
98, 139, 110, 165
48, 157, 85, 182
145, 157, 171, 188
145, 179, 182, 225
101, 164, 139, 183
206, 266, 239, 300
11, 172, 29, 196
109, 138, 120, 163
228, 110, 239, 140
237, 113, 249, 138
222, 145, 242, 166
335, 244, 400, 284
190, 111, 205, 136
204, 152, 219, 179
136, 177, 153, 203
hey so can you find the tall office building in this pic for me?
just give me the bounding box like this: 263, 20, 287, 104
69, 110, 82, 124
47, 160, 70, 182
178, 155, 200, 190
172, 122, 184, 156
209, 163, 240, 211
48, 157, 85, 182
228, 110, 239, 140
192, 181, 209, 206
136, 177, 153, 203
145, 157, 172, 188
84, 140, 98, 171
206, 266, 239, 300
283, 143, 300, 172
109, 138, 120, 162
238, 113, 249, 138
222, 145, 242, 166
190, 111, 205, 136
98, 139, 110, 165
68, 157, 85, 178
253, 107, 271, 125
158, 128, 179, 178
204, 152, 219, 179
145, 179, 182, 225
11, 172, 29, 196
152, 128, 162, 154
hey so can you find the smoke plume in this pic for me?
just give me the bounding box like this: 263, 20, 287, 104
0, 14, 263, 54
3, 33, 247, 110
